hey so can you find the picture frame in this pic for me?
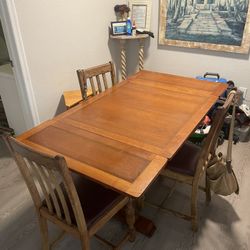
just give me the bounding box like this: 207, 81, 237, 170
159, 0, 250, 54
129, 0, 152, 30
110, 21, 127, 36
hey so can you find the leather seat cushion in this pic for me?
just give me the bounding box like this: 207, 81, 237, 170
167, 141, 201, 176
71, 172, 124, 228
42, 172, 125, 228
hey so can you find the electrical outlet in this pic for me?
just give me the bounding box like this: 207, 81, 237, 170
239, 87, 248, 99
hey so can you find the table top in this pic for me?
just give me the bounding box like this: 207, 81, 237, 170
18, 70, 227, 198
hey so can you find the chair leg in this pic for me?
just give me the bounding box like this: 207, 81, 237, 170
125, 198, 136, 242
205, 175, 211, 204
191, 185, 198, 232
38, 216, 49, 250
80, 236, 90, 250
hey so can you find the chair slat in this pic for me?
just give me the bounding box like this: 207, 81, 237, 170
77, 61, 116, 100
96, 75, 102, 93
16, 155, 43, 208
39, 167, 62, 219
29, 160, 53, 213
89, 77, 97, 96
102, 73, 108, 90
48, 170, 72, 225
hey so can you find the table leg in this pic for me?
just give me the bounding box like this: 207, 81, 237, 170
119, 197, 156, 239
134, 195, 156, 238
136, 194, 145, 210
125, 198, 136, 242
120, 40, 127, 80
138, 39, 145, 71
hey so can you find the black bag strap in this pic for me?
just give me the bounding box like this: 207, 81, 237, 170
226, 93, 236, 173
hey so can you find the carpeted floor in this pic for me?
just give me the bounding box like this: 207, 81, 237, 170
0, 136, 249, 250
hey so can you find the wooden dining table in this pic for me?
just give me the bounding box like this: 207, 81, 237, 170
18, 70, 227, 199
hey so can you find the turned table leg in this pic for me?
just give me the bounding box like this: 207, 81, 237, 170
125, 198, 136, 242
120, 40, 127, 80
138, 39, 145, 71
110, 34, 149, 78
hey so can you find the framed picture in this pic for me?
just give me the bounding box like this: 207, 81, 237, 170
111, 21, 127, 36
159, 0, 250, 54
129, 0, 152, 30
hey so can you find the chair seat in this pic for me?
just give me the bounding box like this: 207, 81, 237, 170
43, 172, 125, 229
167, 141, 201, 176
63, 89, 93, 109
71, 172, 125, 228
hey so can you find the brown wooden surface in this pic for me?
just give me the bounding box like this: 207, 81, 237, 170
63, 89, 92, 109
18, 70, 227, 198
4, 135, 133, 249
77, 61, 116, 99
110, 34, 149, 40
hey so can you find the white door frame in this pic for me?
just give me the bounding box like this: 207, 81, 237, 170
0, 0, 40, 129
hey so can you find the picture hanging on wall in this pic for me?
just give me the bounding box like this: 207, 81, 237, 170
159, 0, 250, 53
129, 0, 152, 30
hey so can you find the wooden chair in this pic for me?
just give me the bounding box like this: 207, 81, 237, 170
158, 90, 236, 231
3, 135, 134, 250
77, 61, 116, 100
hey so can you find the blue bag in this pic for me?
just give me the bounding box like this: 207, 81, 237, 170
196, 72, 228, 98
196, 73, 235, 117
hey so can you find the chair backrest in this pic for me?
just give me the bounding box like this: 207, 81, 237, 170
3, 135, 88, 238
194, 90, 236, 178
77, 61, 116, 100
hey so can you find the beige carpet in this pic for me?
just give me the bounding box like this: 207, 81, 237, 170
0, 137, 249, 250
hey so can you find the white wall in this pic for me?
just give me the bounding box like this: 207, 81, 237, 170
13, 0, 124, 122
11, 0, 250, 125
0, 67, 27, 134
131, 1, 250, 99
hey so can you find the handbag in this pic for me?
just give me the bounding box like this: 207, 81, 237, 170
206, 99, 239, 196
206, 152, 239, 196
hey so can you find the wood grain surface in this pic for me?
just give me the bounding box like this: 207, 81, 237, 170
18, 70, 227, 198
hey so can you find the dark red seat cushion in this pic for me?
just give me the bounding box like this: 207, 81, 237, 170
71, 172, 124, 228
167, 141, 201, 176
43, 172, 125, 229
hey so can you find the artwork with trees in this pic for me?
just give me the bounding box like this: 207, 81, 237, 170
159, 0, 250, 53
